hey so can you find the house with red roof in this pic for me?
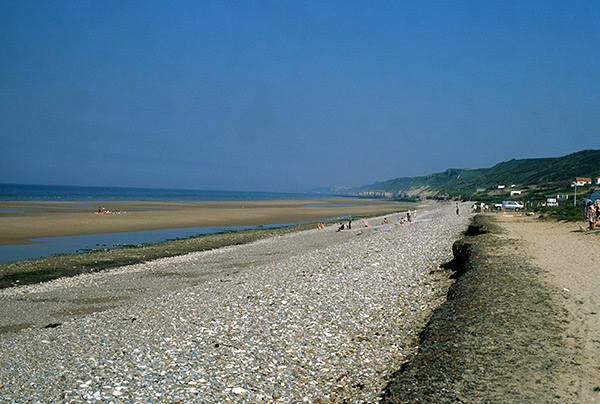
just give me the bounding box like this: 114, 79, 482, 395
572, 177, 592, 187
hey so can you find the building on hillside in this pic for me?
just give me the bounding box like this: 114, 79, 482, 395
510, 190, 522, 196
359, 191, 392, 198
595, 177, 600, 185
572, 177, 592, 187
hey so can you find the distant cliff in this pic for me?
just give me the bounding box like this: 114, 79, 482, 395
348, 149, 600, 201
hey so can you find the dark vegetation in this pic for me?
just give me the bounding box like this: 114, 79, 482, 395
533, 204, 585, 222
353, 149, 600, 205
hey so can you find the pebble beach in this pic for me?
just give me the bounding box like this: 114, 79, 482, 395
0, 203, 470, 403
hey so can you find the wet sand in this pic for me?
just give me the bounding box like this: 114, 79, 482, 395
0, 198, 406, 245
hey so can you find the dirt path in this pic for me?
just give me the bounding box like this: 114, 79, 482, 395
382, 214, 599, 403
499, 215, 600, 401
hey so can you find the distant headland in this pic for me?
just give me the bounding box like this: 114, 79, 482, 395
328, 149, 600, 204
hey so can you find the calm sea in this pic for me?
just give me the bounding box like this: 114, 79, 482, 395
0, 183, 339, 263
0, 183, 329, 202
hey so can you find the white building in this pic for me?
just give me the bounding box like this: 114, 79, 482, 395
573, 177, 592, 187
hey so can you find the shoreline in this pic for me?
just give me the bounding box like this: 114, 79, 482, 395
0, 221, 340, 290
0, 199, 415, 289
0, 198, 407, 245
0, 203, 469, 402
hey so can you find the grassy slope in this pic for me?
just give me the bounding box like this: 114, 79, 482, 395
359, 149, 600, 200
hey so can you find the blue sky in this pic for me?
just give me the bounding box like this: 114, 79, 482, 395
1, 1, 598, 192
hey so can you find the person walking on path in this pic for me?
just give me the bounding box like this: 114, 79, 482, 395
456, 202, 460, 215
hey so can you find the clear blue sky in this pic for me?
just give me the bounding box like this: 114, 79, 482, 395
1, 1, 598, 192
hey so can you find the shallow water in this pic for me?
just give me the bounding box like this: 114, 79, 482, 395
0, 225, 286, 263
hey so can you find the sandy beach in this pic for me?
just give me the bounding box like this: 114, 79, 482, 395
497, 216, 600, 401
383, 213, 600, 403
0, 203, 468, 402
0, 198, 406, 246
2, 206, 597, 402
0, 198, 414, 289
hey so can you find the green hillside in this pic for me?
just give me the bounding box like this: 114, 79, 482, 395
355, 149, 600, 203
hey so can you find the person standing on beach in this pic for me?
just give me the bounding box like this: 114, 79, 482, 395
586, 201, 597, 230
456, 202, 460, 215
348, 215, 352, 229
585, 199, 600, 230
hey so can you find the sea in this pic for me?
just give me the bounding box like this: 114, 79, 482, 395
0, 183, 329, 202
0, 183, 339, 263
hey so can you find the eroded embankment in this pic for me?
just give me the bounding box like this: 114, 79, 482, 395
381, 214, 577, 403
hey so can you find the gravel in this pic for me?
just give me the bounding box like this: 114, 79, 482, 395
0, 203, 470, 403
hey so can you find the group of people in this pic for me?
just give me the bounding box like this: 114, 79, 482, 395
330, 210, 417, 232
399, 210, 416, 225
472, 202, 489, 213
336, 216, 351, 231
585, 199, 600, 230
95, 206, 125, 215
